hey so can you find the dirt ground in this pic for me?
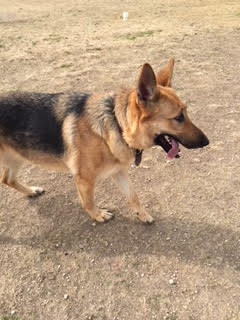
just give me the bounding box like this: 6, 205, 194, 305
0, 0, 240, 319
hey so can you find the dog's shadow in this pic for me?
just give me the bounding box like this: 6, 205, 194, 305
1, 193, 240, 271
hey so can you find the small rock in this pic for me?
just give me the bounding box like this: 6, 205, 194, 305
11, 310, 16, 315
92, 222, 96, 227
64, 294, 69, 300
169, 279, 176, 285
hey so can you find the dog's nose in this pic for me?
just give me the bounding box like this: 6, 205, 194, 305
199, 134, 209, 147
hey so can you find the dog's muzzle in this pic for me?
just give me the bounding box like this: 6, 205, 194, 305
154, 134, 180, 159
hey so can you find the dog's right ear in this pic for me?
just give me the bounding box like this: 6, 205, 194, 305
157, 58, 174, 87
137, 63, 158, 106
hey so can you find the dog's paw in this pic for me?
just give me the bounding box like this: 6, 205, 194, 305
95, 209, 115, 223
28, 186, 45, 198
137, 211, 154, 224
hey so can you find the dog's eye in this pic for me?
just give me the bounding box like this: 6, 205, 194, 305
174, 112, 184, 123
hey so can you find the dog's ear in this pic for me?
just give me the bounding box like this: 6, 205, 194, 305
137, 63, 158, 106
157, 58, 174, 87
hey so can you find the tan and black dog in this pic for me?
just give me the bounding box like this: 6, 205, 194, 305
0, 59, 209, 223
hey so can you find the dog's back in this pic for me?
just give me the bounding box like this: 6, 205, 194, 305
0, 92, 65, 155
0, 92, 91, 156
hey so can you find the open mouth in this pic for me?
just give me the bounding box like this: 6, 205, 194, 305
154, 134, 180, 160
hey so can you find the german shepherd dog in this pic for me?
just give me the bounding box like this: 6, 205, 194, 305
0, 59, 209, 223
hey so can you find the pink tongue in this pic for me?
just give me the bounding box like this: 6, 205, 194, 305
167, 138, 179, 160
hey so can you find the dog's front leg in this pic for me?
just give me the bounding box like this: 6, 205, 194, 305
74, 175, 114, 223
112, 169, 154, 224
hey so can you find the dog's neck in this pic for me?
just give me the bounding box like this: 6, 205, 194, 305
114, 88, 143, 166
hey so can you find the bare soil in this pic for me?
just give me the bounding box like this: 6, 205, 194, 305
0, 1, 240, 319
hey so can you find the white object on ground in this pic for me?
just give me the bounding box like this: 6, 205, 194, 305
122, 12, 128, 21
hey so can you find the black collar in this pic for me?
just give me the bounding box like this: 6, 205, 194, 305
135, 149, 143, 166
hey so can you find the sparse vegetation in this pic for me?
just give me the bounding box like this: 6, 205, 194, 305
0, 316, 19, 320
43, 34, 63, 43
59, 63, 72, 68
165, 314, 178, 320
125, 30, 154, 40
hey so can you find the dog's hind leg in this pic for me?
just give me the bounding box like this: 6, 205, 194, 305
0, 149, 44, 197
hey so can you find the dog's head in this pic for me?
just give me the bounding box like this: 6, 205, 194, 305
125, 59, 209, 159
